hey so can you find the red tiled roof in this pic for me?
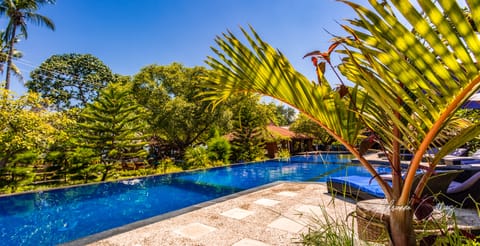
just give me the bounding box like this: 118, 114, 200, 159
267, 125, 311, 139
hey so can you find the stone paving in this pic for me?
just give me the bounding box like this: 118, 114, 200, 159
86, 182, 359, 246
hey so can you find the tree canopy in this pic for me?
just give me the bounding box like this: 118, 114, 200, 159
26, 53, 114, 110
290, 113, 335, 148
0, 89, 63, 168
132, 63, 231, 158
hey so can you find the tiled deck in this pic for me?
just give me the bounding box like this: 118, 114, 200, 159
82, 182, 359, 246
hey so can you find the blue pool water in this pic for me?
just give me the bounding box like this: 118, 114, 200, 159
0, 154, 388, 245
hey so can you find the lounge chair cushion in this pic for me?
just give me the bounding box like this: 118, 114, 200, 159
450, 148, 468, 156
328, 171, 461, 201
447, 171, 480, 194
328, 176, 387, 198
461, 159, 480, 165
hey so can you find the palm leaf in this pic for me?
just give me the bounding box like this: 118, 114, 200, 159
203, 26, 394, 197
338, 0, 480, 203
206, 28, 364, 145
204, 0, 480, 204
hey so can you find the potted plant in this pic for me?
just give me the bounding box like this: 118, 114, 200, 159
203, 0, 480, 245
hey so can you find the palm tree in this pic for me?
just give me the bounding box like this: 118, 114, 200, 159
0, 31, 23, 81
0, 0, 55, 90
203, 0, 480, 245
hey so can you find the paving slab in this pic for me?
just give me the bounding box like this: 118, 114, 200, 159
295, 204, 323, 216
276, 191, 298, 197
173, 222, 217, 240
253, 198, 280, 207
221, 208, 254, 220
231, 238, 271, 246
267, 217, 305, 233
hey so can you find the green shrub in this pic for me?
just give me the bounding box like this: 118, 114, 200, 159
207, 136, 231, 164
184, 146, 211, 169
277, 148, 290, 160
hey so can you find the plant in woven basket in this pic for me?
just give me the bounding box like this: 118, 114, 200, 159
203, 0, 480, 245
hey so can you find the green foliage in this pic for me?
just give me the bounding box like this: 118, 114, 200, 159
132, 63, 232, 159
0, 90, 57, 167
267, 103, 296, 126
183, 131, 231, 170
0, 150, 39, 192
156, 157, 175, 174
298, 204, 356, 246
184, 146, 210, 169
456, 109, 480, 151
229, 94, 268, 162
26, 53, 114, 110
0, 89, 76, 190
290, 114, 336, 149
67, 147, 100, 183
276, 148, 290, 159
207, 134, 231, 164
203, 0, 480, 194
75, 82, 148, 181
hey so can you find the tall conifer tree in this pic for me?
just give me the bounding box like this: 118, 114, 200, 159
77, 83, 148, 181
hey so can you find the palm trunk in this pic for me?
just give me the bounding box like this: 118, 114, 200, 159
4, 28, 16, 90
388, 205, 416, 246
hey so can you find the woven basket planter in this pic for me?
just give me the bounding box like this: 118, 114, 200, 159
355, 199, 449, 243
356, 199, 390, 242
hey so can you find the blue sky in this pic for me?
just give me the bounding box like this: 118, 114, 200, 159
6, 0, 364, 95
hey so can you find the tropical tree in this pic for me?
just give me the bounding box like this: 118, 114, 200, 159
229, 94, 269, 162
75, 82, 148, 181
271, 103, 296, 126
131, 63, 231, 159
290, 113, 335, 150
26, 53, 114, 110
0, 89, 68, 191
0, 31, 23, 82
0, 89, 57, 168
0, 0, 55, 90
203, 1, 480, 245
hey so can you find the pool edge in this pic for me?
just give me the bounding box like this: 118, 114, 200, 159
62, 180, 302, 246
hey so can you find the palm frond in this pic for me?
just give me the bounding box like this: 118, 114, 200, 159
204, 0, 480, 204
205, 27, 364, 145
338, 0, 480, 203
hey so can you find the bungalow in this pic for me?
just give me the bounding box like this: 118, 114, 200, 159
265, 124, 314, 158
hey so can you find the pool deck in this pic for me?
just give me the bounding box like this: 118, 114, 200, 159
79, 182, 362, 246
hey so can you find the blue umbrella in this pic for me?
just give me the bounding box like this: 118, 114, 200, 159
463, 93, 480, 109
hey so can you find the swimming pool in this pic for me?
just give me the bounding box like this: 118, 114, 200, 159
0, 154, 387, 245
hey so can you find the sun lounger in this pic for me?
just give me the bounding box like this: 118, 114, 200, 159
439, 171, 480, 208
327, 175, 387, 200
327, 171, 462, 201
461, 159, 480, 165
442, 149, 480, 165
